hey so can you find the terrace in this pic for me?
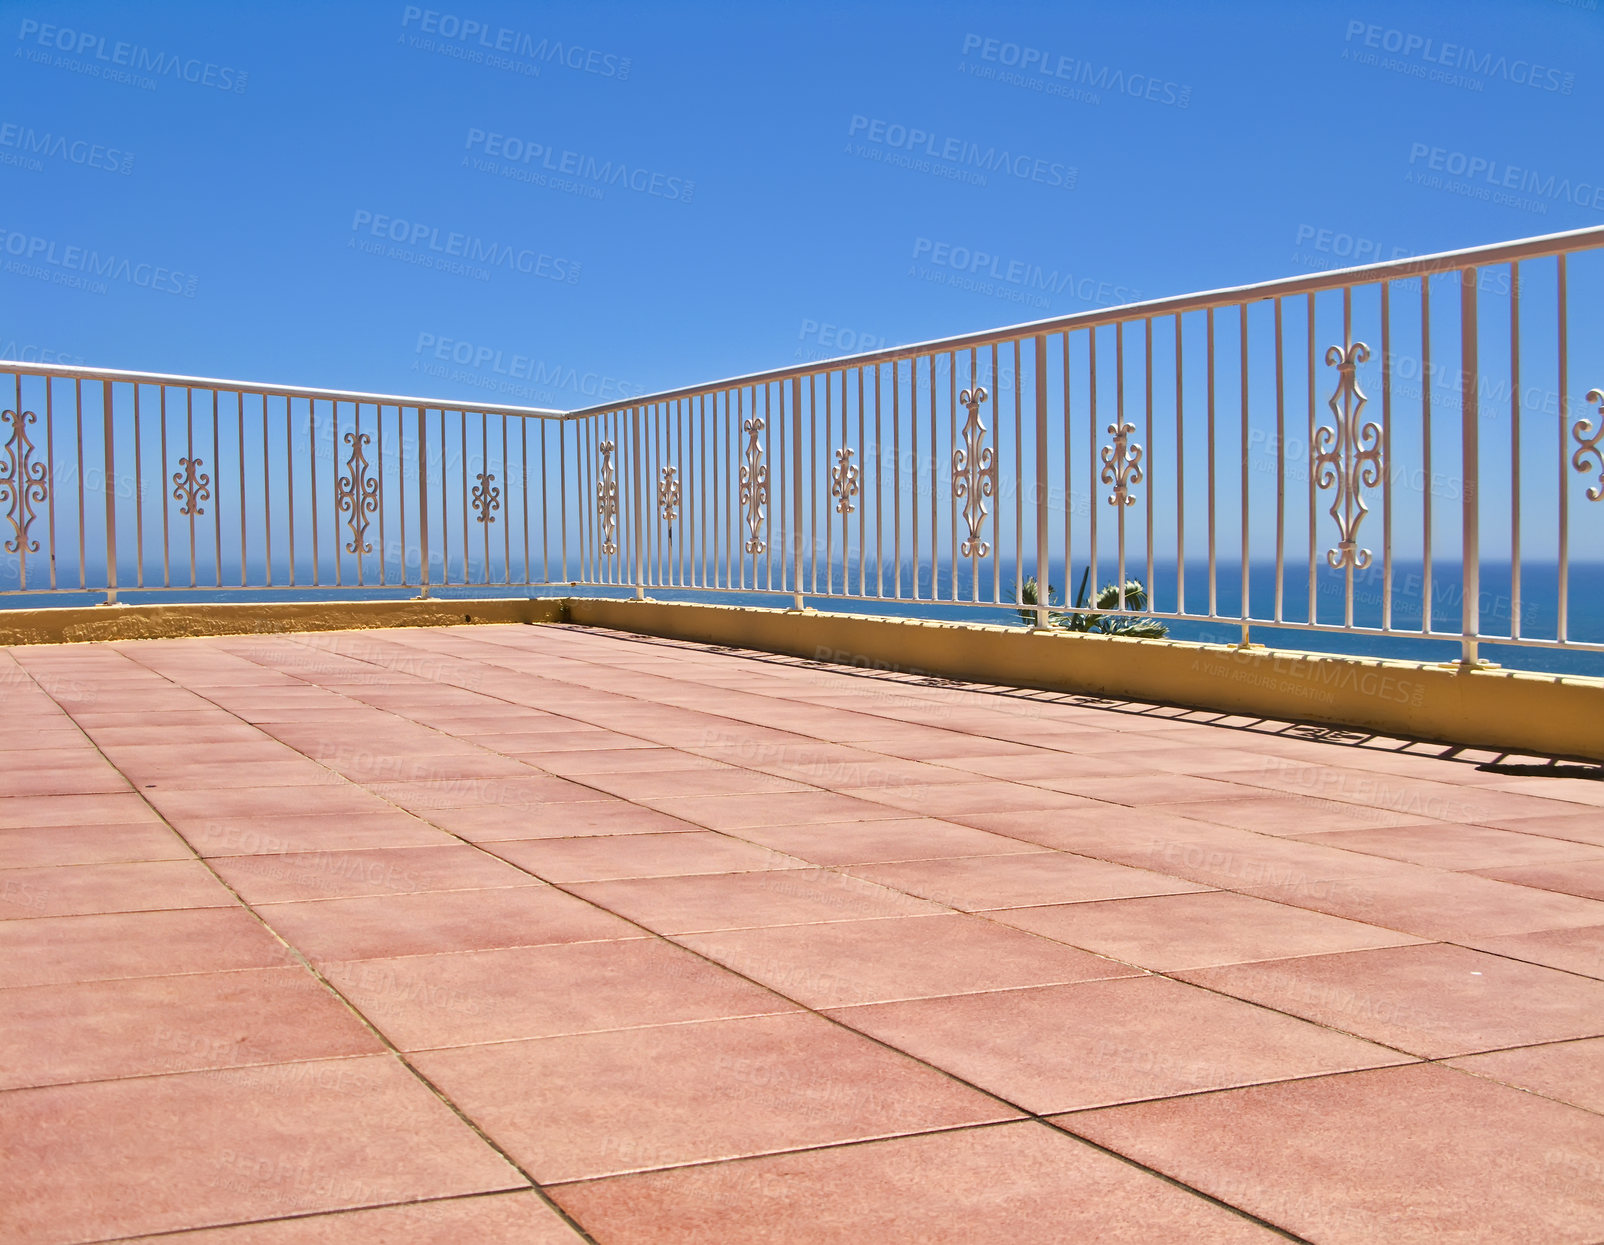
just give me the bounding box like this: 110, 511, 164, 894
3, 228, 1603, 1242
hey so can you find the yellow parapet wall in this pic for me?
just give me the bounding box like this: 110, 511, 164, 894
0, 597, 568, 645
0, 594, 1599, 762
568, 597, 1604, 764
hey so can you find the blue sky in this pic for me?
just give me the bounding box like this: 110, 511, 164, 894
3, 0, 1600, 405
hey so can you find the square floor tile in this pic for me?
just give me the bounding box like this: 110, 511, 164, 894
845, 852, 1209, 911
1179, 942, 1604, 1058
259, 885, 640, 962
1296, 823, 1604, 870
0, 1055, 524, 1243
0, 792, 165, 828
839, 781, 1101, 817
182, 811, 455, 856
991, 891, 1424, 971
323, 937, 794, 1050
412, 1011, 1019, 1182
1243, 865, 1604, 940
210, 845, 538, 903
489, 831, 807, 882
122, 1192, 586, 1243
569, 869, 942, 934
366, 775, 602, 813
0, 907, 294, 988
146, 785, 395, 824
727, 817, 1044, 866
679, 913, 1140, 1008
1465, 924, 1604, 979
0, 860, 234, 919
1065, 1063, 1604, 1244
1447, 1037, 1604, 1114
422, 799, 691, 841
552, 1121, 1282, 1243
0, 966, 383, 1088
1474, 858, 1604, 902
641, 790, 911, 830
0, 821, 191, 869
826, 976, 1409, 1113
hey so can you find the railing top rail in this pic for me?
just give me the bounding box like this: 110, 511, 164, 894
0, 362, 567, 420
7, 223, 1600, 424
565, 223, 1604, 416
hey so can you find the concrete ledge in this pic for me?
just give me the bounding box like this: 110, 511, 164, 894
569, 597, 1604, 764
2, 594, 1600, 762
0, 597, 569, 645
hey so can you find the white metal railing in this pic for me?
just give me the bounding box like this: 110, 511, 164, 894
4, 224, 1604, 670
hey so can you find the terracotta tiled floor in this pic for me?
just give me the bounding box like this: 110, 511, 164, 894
3, 623, 1603, 1243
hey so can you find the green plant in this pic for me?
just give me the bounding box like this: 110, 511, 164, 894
1016, 568, 1169, 638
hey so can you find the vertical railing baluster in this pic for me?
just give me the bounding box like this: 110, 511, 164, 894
1274, 300, 1285, 624
1557, 254, 1569, 644
238, 393, 248, 588
632, 404, 645, 598
1240, 304, 1249, 635
1460, 266, 1480, 664
1342, 289, 1354, 628
1306, 294, 1316, 624
1509, 264, 1520, 640
1034, 334, 1049, 627
133, 384, 144, 589
1176, 317, 1185, 616
1145, 318, 1155, 615
791, 375, 804, 609
76, 379, 86, 590
101, 381, 117, 602
1422, 280, 1433, 633
1115, 322, 1126, 611
1206, 309, 1216, 619
211, 389, 222, 588
417, 408, 430, 596
1062, 334, 1072, 613
1013, 340, 1023, 607
893, 361, 901, 599
1087, 330, 1098, 604
1381, 287, 1392, 631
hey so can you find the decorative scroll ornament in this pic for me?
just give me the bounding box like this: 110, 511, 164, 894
952, 386, 996, 558
830, 447, 859, 516
739, 416, 768, 553
1099, 422, 1144, 508
0, 407, 48, 554
472, 472, 501, 525
172, 456, 211, 517
334, 431, 379, 554
1313, 342, 1383, 569
597, 440, 619, 555
1574, 388, 1604, 502
658, 465, 681, 523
